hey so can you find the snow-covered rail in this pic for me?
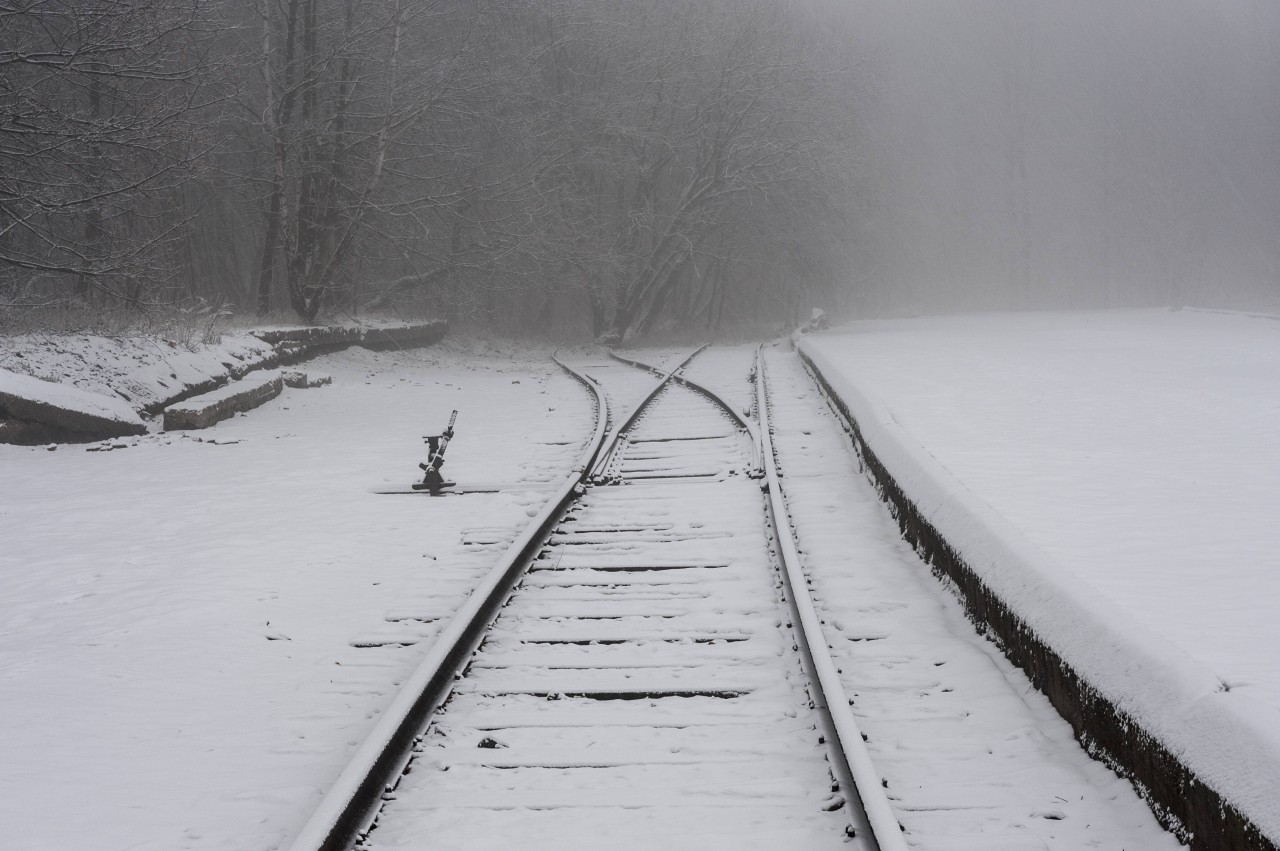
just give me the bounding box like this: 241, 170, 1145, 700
610, 347, 763, 477
289, 346, 904, 850
754, 347, 907, 851
286, 354, 612, 851
605, 348, 907, 850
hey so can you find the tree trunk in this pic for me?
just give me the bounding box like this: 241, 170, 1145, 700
255, 0, 300, 316
256, 176, 283, 315
75, 73, 104, 302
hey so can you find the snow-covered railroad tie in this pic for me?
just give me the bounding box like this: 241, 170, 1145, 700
288, 348, 897, 850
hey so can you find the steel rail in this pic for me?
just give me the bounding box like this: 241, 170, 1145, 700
608, 346, 905, 849
287, 354, 630, 851
608, 347, 762, 476
589, 346, 707, 482
755, 346, 909, 851
604, 348, 681, 377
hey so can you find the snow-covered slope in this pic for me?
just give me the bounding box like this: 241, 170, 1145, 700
0, 332, 277, 414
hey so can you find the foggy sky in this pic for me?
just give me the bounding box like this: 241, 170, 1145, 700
841, 0, 1280, 315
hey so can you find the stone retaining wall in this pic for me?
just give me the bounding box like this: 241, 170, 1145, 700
1, 319, 447, 443
0, 369, 147, 444
145, 320, 447, 415
253, 320, 447, 358
163, 371, 284, 431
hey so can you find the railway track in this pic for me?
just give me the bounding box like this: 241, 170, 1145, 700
287, 346, 905, 851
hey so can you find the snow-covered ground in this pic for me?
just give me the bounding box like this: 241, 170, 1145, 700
0, 331, 277, 413
5, 318, 1273, 847
799, 308, 1280, 840
0, 340, 593, 850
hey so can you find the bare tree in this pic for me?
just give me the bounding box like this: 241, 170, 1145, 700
511, 0, 860, 341
250, 0, 531, 322
4, 0, 862, 334
0, 0, 219, 307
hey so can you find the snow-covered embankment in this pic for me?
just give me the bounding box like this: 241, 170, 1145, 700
0, 319, 446, 442
798, 320, 1280, 850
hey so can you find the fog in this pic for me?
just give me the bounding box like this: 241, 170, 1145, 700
842, 0, 1280, 316
5, 0, 1279, 336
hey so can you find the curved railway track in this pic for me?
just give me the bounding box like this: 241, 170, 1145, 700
288, 347, 904, 851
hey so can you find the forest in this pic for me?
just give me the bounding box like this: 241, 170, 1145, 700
0, 0, 862, 339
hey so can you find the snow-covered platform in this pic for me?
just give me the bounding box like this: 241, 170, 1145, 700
799, 308, 1280, 848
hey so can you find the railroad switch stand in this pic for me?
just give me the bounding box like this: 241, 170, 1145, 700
414, 410, 458, 495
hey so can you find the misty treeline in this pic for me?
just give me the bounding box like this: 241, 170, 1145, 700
849, 0, 1280, 315
0, 0, 859, 339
